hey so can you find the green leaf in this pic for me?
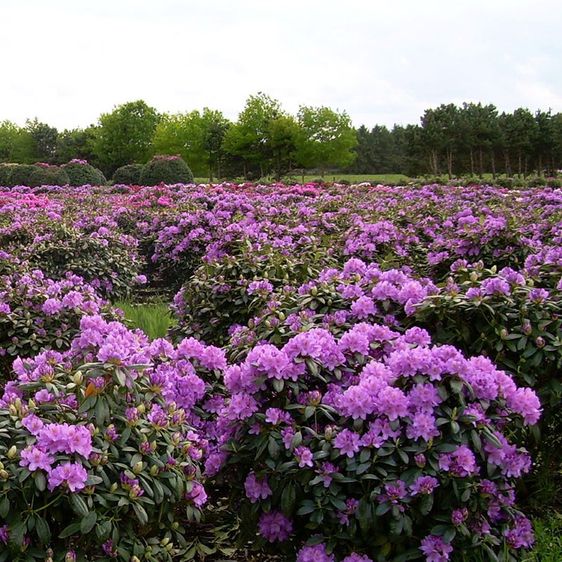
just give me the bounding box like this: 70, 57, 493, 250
281, 483, 296, 515
0, 497, 9, 518
70, 494, 89, 517
81, 511, 98, 534
34, 471, 46, 492
133, 503, 148, 525
59, 522, 81, 539
35, 517, 51, 544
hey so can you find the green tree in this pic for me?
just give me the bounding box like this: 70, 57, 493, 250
54, 127, 97, 165
152, 108, 230, 180
223, 93, 283, 178
532, 109, 554, 176
25, 118, 58, 162
268, 114, 299, 179
460, 103, 500, 177
500, 108, 537, 177
203, 111, 230, 181
93, 100, 159, 175
295, 105, 357, 176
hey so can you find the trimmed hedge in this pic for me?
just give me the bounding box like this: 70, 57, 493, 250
28, 165, 70, 187
140, 155, 193, 186
112, 163, 144, 185
63, 161, 106, 186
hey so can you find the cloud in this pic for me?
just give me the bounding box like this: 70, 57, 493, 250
0, 0, 560, 129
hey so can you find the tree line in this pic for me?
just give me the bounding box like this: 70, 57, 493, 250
1, 96, 561, 180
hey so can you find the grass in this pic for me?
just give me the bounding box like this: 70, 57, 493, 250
114, 301, 174, 340
193, 173, 412, 184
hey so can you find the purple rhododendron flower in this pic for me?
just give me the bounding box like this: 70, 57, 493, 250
48, 462, 88, 492
258, 511, 293, 542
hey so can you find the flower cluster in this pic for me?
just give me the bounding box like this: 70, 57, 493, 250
210, 322, 539, 560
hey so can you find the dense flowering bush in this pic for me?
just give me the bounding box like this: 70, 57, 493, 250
414, 262, 561, 411
140, 156, 194, 186
6, 222, 143, 300
211, 323, 540, 561
171, 244, 336, 346
63, 161, 106, 187
0, 266, 109, 375
0, 316, 211, 561
228, 258, 438, 359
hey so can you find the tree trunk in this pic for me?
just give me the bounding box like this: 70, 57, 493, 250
537, 155, 542, 177
504, 151, 511, 177
518, 150, 522, 178
491, 151, 496, 179
470, 149, 475, 175
478, 148, 484, 178
446, 148, 453, 179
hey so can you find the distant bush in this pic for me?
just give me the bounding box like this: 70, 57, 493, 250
0, 163, 18, 186
28, 165, 70, 187
63, 160, 106, 186
140, 155, 193, 186
545, 177, 561, 188
113, 163, 144, 185
5, 164, 39, 187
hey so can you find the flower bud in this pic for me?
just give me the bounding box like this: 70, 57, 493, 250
137, 403, 146, 414
469, 272, 479, 282
130, 557, 141, 562
500, 328, 508, 339
0, 470, 9, 480
277, 312, 286, 321
110, 482, 119, 493
161, 537, 170, 546
7, 445, 17, 459
522, 320, 532, 335
65, 551, 77, 562
150, 465, 159, 476
27, 399, 36, 410
133, 461, 143, 475
8, 404, 17, 416
535, 336, 545, 348
311, 287, 318, 296
73, 371, 83, 385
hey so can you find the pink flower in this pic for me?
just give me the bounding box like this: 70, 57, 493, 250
48, 462, 88, 492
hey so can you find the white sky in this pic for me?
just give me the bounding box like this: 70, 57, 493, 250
1, 0, 561, 130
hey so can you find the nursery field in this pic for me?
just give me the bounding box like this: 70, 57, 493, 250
0, 180, 560, 562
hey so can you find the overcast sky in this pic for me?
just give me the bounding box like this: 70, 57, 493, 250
1, 0, 561, 130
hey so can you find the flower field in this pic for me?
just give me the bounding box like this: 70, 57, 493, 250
0, 181, 560, 562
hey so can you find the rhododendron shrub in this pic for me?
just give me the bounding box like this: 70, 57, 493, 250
415, 262, 561, 411
0, 267, 109, 375
0, 316, 210, 560
18, 224, 143, 299
212, 324, 539, 561
171, 245, 335, 346
228, 258, 437, 360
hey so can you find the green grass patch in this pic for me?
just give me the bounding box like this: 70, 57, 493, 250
114, 301, 174, 340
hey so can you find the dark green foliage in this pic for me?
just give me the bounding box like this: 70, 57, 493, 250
63, 162, 106, 186
5, 164, 39, 186
0, 163, 17, 186
112, 163, 144, 185
28, 165, 70, 187
140, 155, 194, 186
